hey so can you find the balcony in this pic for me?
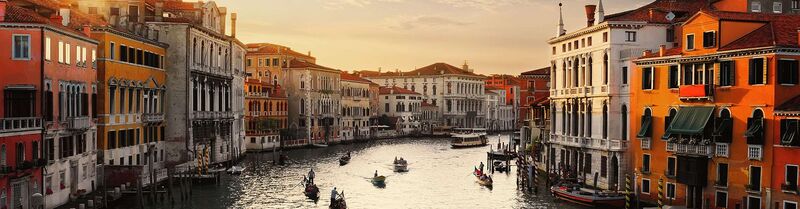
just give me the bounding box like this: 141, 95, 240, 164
746, 184, 761, 193
0, 117, 42, 133
66, 117, 92, 130
142, 113, 165, 123
665, 170, 676, 179
714, 180, 728, 188
667, 141, 714, 157
679, 84, 713, 100
246, 92, 270, 98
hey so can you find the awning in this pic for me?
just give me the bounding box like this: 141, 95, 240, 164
713, 118, 732, 143
637, 115, 652, 138
745, 118, 764, 144
781, 120, 798, 146
662, 106, 715, 139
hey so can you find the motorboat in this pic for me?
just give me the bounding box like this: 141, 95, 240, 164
451, 133, 488, 148
550, 185, 626, 208
393, 159, 408, 172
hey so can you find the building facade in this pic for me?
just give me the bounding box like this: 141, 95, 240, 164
145, 0, 239, 166
362, 62, 486, 128
485, 74, 520, 129
378, 86, 422, 135
284, 59, 341, 145
547, 0, 708, 190
340, 72, 373, 141
245, 43, 316, 88
519, 67, 550, 124
631, 10, 800, 209
243, 78, 287, 151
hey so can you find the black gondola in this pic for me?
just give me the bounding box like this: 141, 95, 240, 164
339, 152, 351, 166
330, 192, 347, 209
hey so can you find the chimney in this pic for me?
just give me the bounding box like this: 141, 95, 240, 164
230, 13, 237, 38
155, 2, 163, 22
308, 51, 311, 56
648, 8, 655, 22
0, 0, 7, 22
59, 8, 71, 26
659, 45, 666, 57
83, 25, 91, 36
643, 50, 652, 57
585, 5, 597, 27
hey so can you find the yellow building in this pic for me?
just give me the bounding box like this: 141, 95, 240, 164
92, 27, 168, 170
245, 43, 316, 87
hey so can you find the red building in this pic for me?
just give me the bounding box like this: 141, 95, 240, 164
774, 96, 800, 209
485, 74, 521, 128
519, 67, 550, 125
0, 0, 101, 208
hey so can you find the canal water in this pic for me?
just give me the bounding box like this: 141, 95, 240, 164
113, 135, 589, 209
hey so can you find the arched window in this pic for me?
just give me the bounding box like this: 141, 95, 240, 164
300, 99, 305, 115
603, 53, 609, 85
562, 61, 567, 88
602, 103, 608, 139
562, 104, 567, 135
621, 105, 628, 140
586, 103, 592, 138
666, 108, 678, 132
587, 56, 593, 86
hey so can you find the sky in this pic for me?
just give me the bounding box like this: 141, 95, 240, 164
209, 0, 652, 75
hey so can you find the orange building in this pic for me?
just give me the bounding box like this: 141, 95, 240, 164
632, 10, 800, 209
245, 43, 315, 88
243, 78, 287, 151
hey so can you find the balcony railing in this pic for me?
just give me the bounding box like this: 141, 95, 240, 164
246, 92, 270, 98
193, 111, 234, 119
0, 117, 42, 133
667, 142, 714, 156
782, 183, 798, 193
142, 113, 165, 123
679, 84, 714, 100
66, 117, 92, 130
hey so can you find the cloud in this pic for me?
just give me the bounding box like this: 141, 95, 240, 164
387, 15, 471, 30
434, 0, 532, 11
324, 0, 405, 9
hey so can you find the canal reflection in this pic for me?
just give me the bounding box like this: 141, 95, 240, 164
112, 135, 590, 209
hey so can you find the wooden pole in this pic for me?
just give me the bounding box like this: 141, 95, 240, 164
168, 168, 174, 205
137, 178, 145, 209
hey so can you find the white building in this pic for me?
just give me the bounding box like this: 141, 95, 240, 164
546, 0, 703, 190
378, 86, 422, 135
361, 62, 486, 128
284, 60, 342, 145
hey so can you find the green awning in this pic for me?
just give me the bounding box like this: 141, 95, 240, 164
662, 106, 715, 139
745, 118, 764, 145
637, 116, 652, 138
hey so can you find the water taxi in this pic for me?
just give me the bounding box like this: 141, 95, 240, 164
450, 128, 488, 148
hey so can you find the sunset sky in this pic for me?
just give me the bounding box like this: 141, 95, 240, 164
211, 0, 651, 75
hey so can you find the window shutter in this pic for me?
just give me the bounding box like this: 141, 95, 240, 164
749, 59, 756, 84
730, 61, 736, 86
764, 58, 769, 85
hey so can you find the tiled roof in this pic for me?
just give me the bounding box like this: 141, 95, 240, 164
246, 43, 315, 60
145, 0, 199, 11
718, 23, 773, 51
3, 1, 105, 37
639, 47, 682, 59
287, 59, 339, 72
340, 72, 374, 84
604, 0, 708, 24
520, 67, 550, 76
362, 63, 482, 77
379, 86, 419, 95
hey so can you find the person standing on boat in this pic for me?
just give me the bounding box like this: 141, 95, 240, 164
479, 162, 485, 173
309, 169, 316, 184
330, 187, 338, 205
374, 170, 378, 177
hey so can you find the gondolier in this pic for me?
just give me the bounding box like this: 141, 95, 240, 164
330, 187, 338, 205
309, 169, 316, 184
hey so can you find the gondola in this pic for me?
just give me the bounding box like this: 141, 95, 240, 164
303, 183, 319, 200
473, 169, 493, 187
339, 155, 351, 166
372, 176, 386, 184
330, 192, 347, 209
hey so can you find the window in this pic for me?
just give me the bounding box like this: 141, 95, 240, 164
625, 31, 636, 42
720, 61, 735, 86
668, 65, 678, 88
58, 41, 64, 63
622, 67, 628, 85
717, 163, 728, 187
45, 37, 51, 61
786, 165, 799, 191
12, 35, 31, 60
748, 196, 761, 209
778, 59, 799, 85
642, 67, 654, 90
65, 43, 71, 64
686, 34, 695, 50
600, 156, 607, 177
666, 27, 675, 42
602, 32, 608, 43
748, 145, 763, 160
786, 201, 798, 209
716, 191, 728, 208
774, 2, 783, 13
641, 178, 650, 194
749, 58, 766, 85
749, 166, 762, 191
703, 31, 716, 48
752, 1, 762, 12
642, 154, 651, 173
794, 0, 800, 9
666, 157, 676, 177
666, 183, 676, 199
715, 143, 729, 157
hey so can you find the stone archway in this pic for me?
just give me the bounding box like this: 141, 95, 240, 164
610, 155, 619, 190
